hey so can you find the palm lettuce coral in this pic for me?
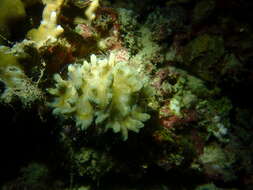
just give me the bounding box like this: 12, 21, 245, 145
48, 52, 151, 140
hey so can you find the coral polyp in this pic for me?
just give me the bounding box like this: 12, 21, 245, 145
48, 52, 151, 140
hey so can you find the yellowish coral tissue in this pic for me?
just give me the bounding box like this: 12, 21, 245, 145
85, 0, 99, 21
27, 0, 64, 47
48, 52, 151, 140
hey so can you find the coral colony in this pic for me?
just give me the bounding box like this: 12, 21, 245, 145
0, 0, 252, 189
48, 52, 151, 140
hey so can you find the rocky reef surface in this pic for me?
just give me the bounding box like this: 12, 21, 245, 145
1, 0, 253, 190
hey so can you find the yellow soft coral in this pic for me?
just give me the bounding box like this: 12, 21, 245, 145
27, 0, 64, 47
48, 52, 151, 140
85, 0, 100, 21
